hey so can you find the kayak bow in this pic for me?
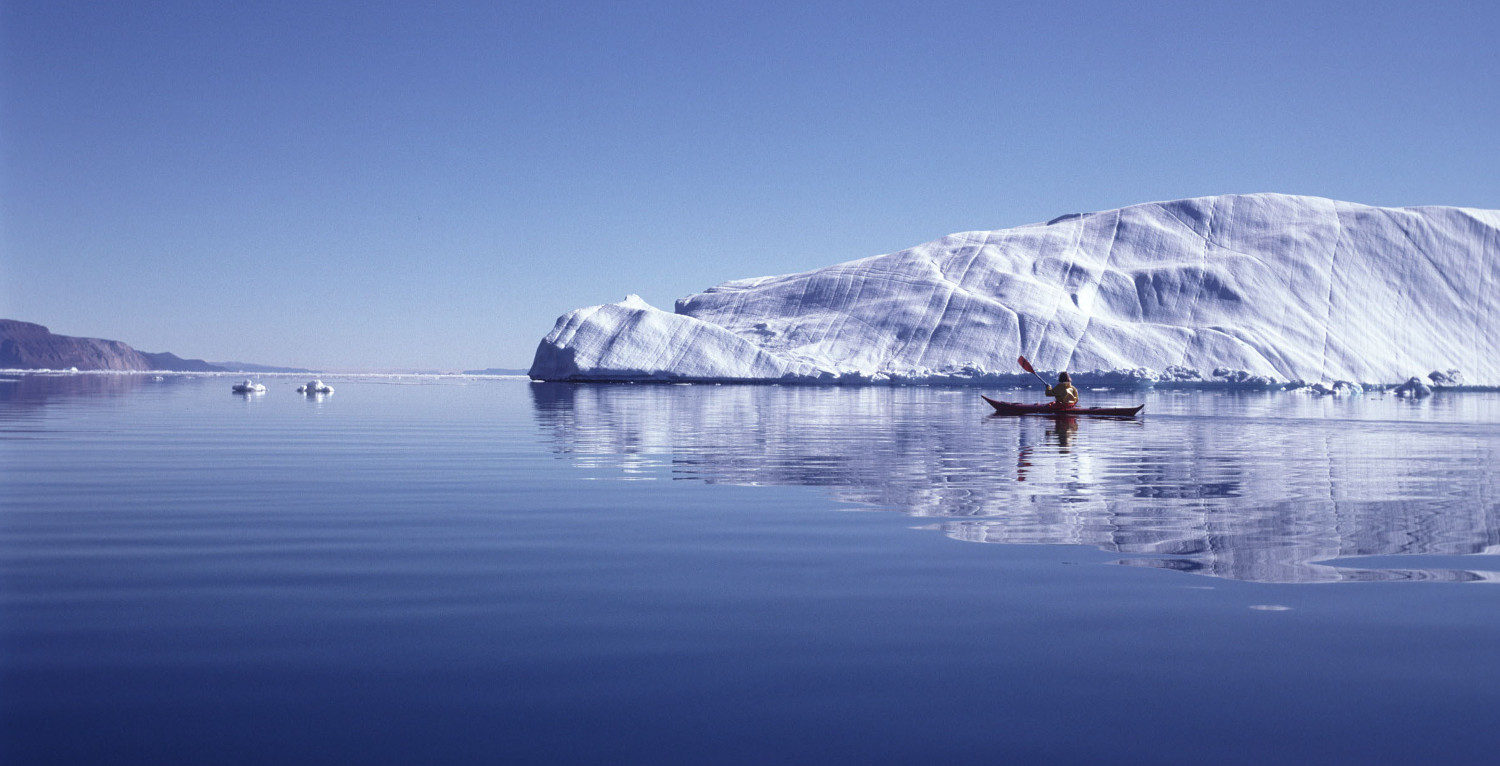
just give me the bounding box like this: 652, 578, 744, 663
982, 395, 1143, 417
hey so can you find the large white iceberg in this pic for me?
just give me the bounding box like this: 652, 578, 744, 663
530, 194, 1500, 386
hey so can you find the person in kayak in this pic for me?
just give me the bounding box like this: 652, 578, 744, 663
1045, 372, 1078, 409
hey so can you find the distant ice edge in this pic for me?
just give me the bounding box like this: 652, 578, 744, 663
530, 194, 1500, 388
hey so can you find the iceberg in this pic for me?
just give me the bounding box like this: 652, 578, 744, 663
530, 194, 1500, 386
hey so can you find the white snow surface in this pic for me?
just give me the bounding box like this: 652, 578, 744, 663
530, 194, 1500, 386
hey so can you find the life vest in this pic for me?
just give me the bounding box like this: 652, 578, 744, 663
1045, 383, 1079, 407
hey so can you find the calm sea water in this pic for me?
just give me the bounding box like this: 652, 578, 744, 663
3, 374, 1499, 765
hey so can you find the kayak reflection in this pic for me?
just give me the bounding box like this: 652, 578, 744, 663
1016, 415, 1078, 481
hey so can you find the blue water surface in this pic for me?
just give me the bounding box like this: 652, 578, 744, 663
2, 374, 1498, 765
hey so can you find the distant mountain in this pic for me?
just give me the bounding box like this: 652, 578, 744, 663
462, 367, 531, 375
211, 361, 318, 374
0, 320, 225, 372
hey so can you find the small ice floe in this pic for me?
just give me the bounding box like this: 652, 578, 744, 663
1332, 380, 1364, 395
297, 379, 334, 394
231, 379, 266, 394
1393, 376, 1433, 398
1249, 604, 1292, 611
1428, 369, 1464, 388
1297, 380, 1364, 396
1210, 368, 1281, 388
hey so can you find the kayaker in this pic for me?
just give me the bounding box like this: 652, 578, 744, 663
1045, 372, 1078, 409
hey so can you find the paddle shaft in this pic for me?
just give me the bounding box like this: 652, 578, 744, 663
1017, 355, 1051, 388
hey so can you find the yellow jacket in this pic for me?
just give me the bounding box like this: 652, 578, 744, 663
1045, 383, 1079, 407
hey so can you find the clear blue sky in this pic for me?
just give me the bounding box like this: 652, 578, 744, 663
3, 0, 1497, 370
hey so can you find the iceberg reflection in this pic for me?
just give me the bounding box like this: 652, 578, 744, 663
529, 383, 1500, 584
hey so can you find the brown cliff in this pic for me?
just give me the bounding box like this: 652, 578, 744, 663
0, 320, 224, 371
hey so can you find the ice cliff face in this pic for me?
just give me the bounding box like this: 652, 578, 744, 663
530, 194, 1500, 385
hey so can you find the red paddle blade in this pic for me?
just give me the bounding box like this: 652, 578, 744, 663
1017, 355, 1036, 374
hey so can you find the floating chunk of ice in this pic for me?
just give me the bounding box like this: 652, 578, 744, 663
1393, 377, 1433, 398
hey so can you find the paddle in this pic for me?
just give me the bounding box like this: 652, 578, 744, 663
1017, 355, 1050, 388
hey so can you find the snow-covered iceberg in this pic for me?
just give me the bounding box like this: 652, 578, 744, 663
530, 194, 1500, 386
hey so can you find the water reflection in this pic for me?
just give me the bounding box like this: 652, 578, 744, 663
0, 374, 200, 426
0, 372, 154, 405
530, 383, 1500, 584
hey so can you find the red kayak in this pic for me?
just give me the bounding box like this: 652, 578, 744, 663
982, 395, 1143, 417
